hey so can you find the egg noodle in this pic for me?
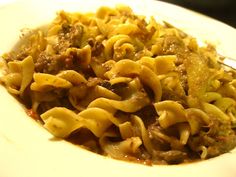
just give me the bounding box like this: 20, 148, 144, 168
1, 5, 236, 165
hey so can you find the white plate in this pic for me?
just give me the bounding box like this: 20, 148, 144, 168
0, 0, 236, 177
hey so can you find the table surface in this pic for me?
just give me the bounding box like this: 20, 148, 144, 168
1, 0, 235, 28
159, 0, 236, 28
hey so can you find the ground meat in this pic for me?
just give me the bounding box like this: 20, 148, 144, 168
99, 80, 112, 89
53, 23, 84, 53
66, 128, 101, 154
99, 81, 130, 97
162, 35, 186, 55
161, 88, 187, 107
69, 24, 84, 47
153, 150, 188, 164
35, 50, 94, 75
35, 52, 64, 74
188, 132, 236, 158
53, 38, 71, 53
88, 38, 104, 56
134, 105, 157, 127
134, 18, 153, 41
207, 134, 236, 157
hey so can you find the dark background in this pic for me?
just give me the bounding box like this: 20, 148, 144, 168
159, 0, 236, 28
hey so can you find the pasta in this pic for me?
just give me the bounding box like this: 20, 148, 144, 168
1, 5, 236, 165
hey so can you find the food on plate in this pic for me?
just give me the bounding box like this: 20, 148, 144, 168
1, 5, 236, 165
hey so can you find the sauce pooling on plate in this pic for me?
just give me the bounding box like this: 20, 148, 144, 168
1, 5, 236, 165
